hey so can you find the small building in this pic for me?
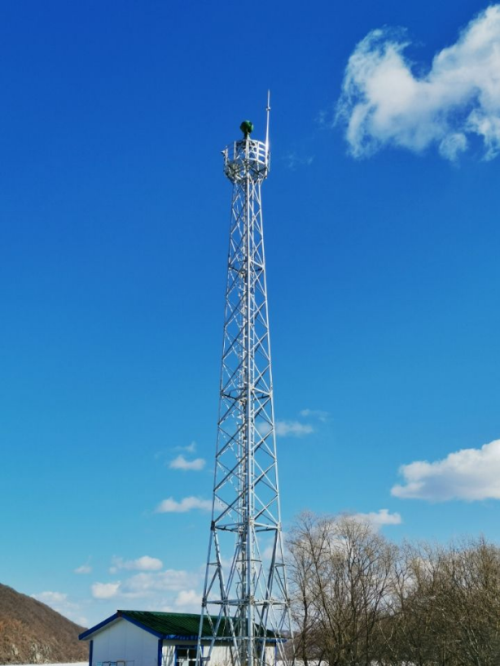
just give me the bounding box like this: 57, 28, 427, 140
79, 610, 278, 666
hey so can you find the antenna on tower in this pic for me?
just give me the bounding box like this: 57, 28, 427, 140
265, 90, 271, 163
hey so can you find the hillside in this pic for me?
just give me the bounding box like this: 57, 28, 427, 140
0, 584, 87, 664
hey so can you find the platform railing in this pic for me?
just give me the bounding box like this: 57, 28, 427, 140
223, 139, 270, 182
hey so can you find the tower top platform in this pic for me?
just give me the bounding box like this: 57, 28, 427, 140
223, 138, 269, 183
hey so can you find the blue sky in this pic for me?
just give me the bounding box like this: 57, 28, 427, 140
2, 0, 500, 627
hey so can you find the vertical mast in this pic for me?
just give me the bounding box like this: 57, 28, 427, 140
197, 105, 291, 666
265, 91, 271, 158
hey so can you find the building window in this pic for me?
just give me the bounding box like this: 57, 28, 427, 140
175, 647, 197, 666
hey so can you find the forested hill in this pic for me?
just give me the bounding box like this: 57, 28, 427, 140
0, 583, 88, 664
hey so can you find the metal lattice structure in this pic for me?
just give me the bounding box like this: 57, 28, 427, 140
197, 102, 291, 666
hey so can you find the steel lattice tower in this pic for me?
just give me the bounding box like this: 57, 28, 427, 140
197, 102, 291, 666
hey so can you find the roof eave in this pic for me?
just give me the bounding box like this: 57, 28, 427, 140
79, 613, 120, 641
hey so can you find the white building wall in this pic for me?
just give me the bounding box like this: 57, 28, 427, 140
90, 623, 276, 666
161, 643, 275, 666
209, 645, 231, 666
91, 618, 159, 666
209, 645, 275, 666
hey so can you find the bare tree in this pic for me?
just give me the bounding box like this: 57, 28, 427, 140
288, 512, 396, 666
430, 537, 500, 666
380, 541, 451, 666
383, 537, 500, 666
288, 512, 500, 666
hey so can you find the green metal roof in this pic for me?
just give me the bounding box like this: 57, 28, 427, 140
118, 610, 277, 640
118, 610, 222, 638
80, 610, 279, 642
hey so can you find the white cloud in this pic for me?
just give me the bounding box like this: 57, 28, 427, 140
155, 496, 212, 513
169, 454, 206, 471
174, 441, 197, 453
284, 152, 315, 170
32, 591, 88, 626
300, 408, 329, 422
352, 508, 402, 528
336, 5, 500, 161
33, 591, 68, 604
122, 570, 193, 596
110, 555, 163, 573
392, 438, 500, 501
74, 564, 92, 575
276, 420, 314, 437
154, 442, 198, 462
174, 589, 202, 612
91, 569, 197, 606
91, 582, 122, 600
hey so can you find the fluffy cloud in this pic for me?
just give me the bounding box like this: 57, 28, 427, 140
300, 408, 329, 422
122, 570, 193, 596
110, 555, 163, 574
74, 564, 92, 574
276, 420, 314, 437
336, 5, 500, 160
155, 496, 212, 513
353, 508, 402, 528
169, 454, 206, 471
33, 591, 68, 604
91, 582, 121, 600
91, 569, 197, 603
32, 591, 87, 625
174, 589, 202, 612
174, 441, 197, 453
392, 439, 500, 501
